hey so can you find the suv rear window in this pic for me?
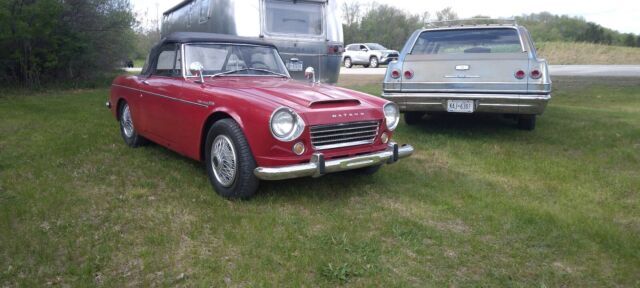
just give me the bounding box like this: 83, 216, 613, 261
265, 0, 323, 36
412, 28, 523, 55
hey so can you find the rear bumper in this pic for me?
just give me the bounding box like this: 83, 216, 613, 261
253, 142, 414, 181
382, 92, 551, 115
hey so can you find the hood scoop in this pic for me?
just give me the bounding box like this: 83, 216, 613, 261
308, 99, 361, 108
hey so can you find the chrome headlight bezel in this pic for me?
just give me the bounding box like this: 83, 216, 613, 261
383, 102, 399, 131
269, 107, 305, 142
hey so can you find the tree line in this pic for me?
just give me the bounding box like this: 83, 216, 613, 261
0, 0, 136, 87
342, 2, 640, 51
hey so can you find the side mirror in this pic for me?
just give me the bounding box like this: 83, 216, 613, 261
361, 48, 368, 52
304, 67, 316, 83
189, 62, 205, 83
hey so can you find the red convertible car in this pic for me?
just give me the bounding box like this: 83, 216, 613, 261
108, 33, 414, 199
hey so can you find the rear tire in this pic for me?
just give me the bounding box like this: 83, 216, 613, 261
404, 111, 424, 126
369, 56, 379, 68
205, 119, 260, 199
118, 101, 147, 147
363, 64, 370, 68
344, 57, 353, 68
517, 115, 537, 131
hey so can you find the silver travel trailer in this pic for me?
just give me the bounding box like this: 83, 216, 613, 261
161, 0, 343, 83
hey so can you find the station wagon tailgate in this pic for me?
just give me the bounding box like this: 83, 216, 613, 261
401, 53, 530, 93
401, 27, 532, 94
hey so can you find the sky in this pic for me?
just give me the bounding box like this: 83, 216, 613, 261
132, 0, 640, 34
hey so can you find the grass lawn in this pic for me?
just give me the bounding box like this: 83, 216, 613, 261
1, 77, 639, 286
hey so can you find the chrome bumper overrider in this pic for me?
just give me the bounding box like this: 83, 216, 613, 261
254, 142, 414, 181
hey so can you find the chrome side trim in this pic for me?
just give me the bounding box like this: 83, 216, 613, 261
254, 142, 414, 181
111, 84, 209, 108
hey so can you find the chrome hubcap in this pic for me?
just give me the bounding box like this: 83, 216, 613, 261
345, 59, 351, 66
122, 105, 134, 138
371, 58, 377, 66
211, 135, 237, 187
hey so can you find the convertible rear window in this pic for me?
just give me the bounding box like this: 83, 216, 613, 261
265, 0, 323, 36
411, 28, 523, 54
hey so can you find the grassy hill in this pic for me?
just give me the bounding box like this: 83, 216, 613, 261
537, 42, 640, 65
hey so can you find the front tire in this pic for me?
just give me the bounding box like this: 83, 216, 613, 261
118, 101, 147, 147
369, 56, 379, 68
344, 57, 353, 68
517, 115, 537, 131
205, 119, 259, 199
404, 111, 424, 126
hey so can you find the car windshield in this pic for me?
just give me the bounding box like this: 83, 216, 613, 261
366, 43, 388, 50
184, 44, 289, 77
412, 28, 523, 54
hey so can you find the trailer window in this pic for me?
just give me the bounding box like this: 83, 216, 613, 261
199, 0, 210, 23
412, 28, 523, 55
265, 0, 323, 36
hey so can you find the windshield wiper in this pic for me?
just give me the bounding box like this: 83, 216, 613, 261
210, 68, 289, 78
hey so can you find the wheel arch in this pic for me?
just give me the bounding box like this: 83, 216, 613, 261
115, 97, 128, 121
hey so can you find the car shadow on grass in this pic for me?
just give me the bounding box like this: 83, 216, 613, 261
401, 113, 537, 140
136, 140, 381, 201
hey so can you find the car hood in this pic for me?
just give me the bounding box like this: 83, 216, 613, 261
208, 78, 380, 110
202, 77, 387, 125
376, 50, 399, 54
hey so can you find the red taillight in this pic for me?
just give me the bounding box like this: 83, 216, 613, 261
391, 69, 401, 79
515, 70, 526, 79
327, 45, 343, 54
404, 70, 414, 79
530, 69, 542, 79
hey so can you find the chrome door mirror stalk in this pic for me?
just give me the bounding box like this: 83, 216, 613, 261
189, 62, 205, 84
304, 67, 316, 83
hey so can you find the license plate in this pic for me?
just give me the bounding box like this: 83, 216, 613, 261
447, 100, 474, 113
286, 61, 303, 72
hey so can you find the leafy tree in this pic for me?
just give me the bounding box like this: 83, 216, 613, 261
435, 7, 458, 22
342, 2, 422, 50
0, 0, 136, 87
623, 34, 636, 47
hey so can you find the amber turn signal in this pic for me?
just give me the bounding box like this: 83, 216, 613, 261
292, 142, 305, 155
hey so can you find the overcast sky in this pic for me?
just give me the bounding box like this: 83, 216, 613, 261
132, 0, 640, 34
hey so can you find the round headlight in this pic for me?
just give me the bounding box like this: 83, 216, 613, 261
270, 107, 305, 142
383, 103, 399, 131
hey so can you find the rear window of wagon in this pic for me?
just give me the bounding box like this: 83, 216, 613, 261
411, 28, 523, 55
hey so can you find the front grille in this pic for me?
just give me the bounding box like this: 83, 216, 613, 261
310, 121, 379, 150
386, 53, 399, 58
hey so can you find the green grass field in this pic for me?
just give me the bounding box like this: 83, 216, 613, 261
1, 77, 639, 286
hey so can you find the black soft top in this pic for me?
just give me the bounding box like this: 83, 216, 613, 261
161, 32, 276, 48
141, 32, 277, 76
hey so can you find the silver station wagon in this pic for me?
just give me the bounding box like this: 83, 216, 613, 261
382, 20, 551, 130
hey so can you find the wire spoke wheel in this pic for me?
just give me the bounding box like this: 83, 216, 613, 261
122, 105, 134, 138
210, 135, 237, 187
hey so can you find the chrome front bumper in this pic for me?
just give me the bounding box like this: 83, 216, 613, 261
254, 142, 414, 181
382, 92, 551, 115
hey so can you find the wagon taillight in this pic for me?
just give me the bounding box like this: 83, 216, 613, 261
530, 69, 542, 79
515, 70, 526, 79
391, 69, 401, 79
403, 70, 414, 80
